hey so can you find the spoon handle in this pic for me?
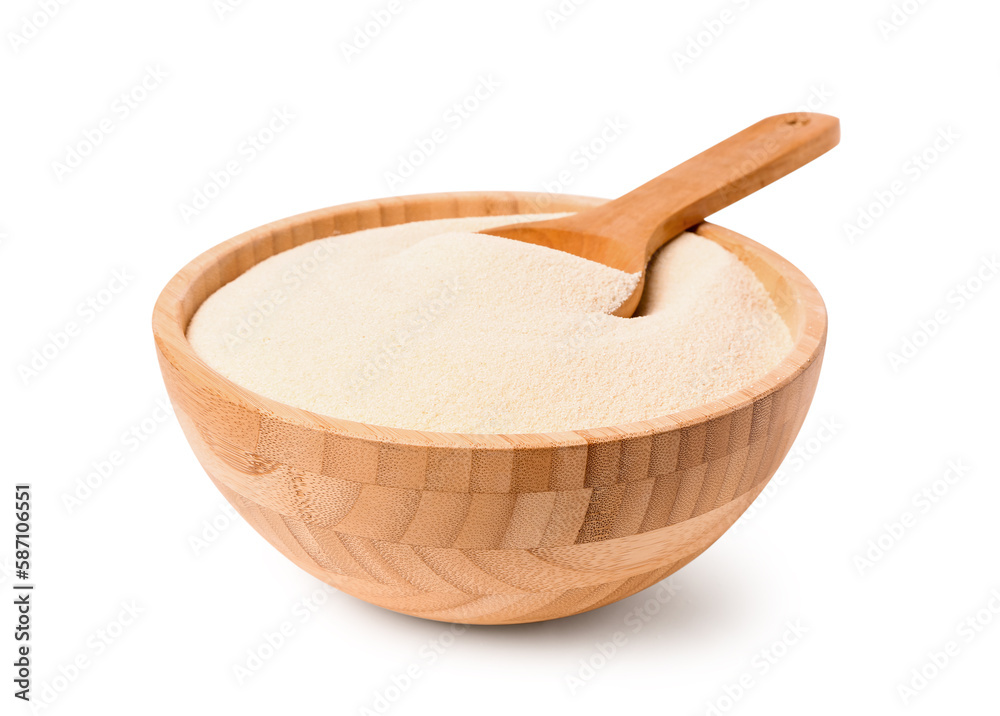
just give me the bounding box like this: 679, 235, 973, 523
562, 113, 841, 265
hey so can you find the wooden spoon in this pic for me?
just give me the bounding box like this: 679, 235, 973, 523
481, 112, 840, 317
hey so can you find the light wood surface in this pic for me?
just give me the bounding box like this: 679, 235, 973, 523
152, 191, 827, 624
483, 113, 840, 316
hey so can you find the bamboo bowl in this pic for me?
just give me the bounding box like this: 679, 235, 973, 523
153, 191, 826, 625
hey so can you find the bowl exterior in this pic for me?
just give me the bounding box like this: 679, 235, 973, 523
154, 192, 826, 625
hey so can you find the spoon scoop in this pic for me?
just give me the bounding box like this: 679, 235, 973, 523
481, 113, 840, 317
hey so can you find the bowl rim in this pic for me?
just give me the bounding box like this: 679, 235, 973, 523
152, 191, 827, 450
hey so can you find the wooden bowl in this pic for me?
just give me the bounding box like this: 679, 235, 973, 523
152, 191, 826, 625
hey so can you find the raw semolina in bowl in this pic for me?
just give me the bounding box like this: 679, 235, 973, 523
152, 191, 826, 625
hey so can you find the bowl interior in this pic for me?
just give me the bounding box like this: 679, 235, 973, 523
153, 191, 826, 447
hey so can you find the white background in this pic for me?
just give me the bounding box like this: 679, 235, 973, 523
3, 0, 999, 714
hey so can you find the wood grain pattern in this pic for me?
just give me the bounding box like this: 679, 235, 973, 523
484, 113, 840, 316
152, 191, 827, 624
